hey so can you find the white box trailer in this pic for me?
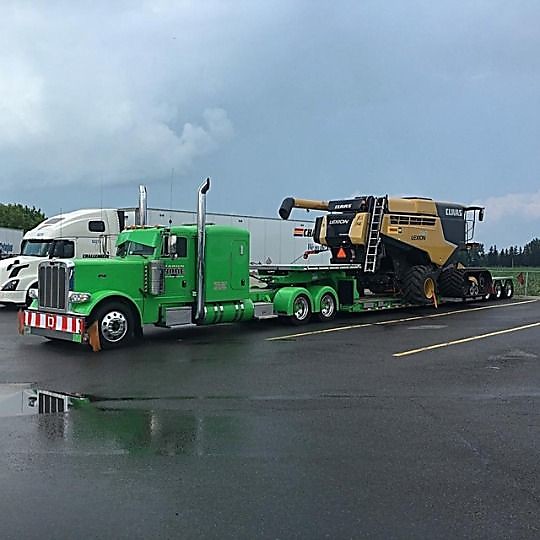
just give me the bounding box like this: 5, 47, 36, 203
0, 227, 23, 258
121, 207, 330, 266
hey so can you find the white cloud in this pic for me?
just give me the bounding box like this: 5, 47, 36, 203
474, 191, 540, 222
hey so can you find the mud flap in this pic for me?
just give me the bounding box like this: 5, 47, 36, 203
17, 309, 24, 335
87, 321, 101, 352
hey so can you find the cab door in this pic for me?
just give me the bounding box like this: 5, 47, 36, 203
161, 235, 195, 304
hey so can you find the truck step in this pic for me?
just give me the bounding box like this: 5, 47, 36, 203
254, 302, 276, 319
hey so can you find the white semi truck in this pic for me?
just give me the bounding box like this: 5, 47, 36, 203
0, 208, 126, 305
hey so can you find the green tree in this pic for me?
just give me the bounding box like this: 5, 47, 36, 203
0, 204, 46, 232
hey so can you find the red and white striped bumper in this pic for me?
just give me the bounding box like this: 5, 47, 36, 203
21, 310, 85, 342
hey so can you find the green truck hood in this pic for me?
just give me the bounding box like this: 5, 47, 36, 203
73, 258, 145, 294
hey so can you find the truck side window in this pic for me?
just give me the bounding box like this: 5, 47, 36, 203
89, 220, 106, 232
51, 240, 75, 258
176, 237, 187, 257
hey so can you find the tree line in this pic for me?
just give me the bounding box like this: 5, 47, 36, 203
472, 238, 540, 267
0, 203, 46, 232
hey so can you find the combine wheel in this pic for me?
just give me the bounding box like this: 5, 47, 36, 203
317, 292, 337, 322
401, 265, 438, 305
490, 281, 503, 300
289, 294, 312, 325
438, 268, 465, 298
503, 280, 514, 299
91, 301, 137, 349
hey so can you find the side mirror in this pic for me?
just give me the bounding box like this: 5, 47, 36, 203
479, 209, 484, 222
169, 235, 178, 258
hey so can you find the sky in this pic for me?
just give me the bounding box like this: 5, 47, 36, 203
1, 0, 539, 248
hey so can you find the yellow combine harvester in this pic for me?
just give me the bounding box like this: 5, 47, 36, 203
279, 194, 502, 303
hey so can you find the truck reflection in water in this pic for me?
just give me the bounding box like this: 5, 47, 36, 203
35, 405, 246, 457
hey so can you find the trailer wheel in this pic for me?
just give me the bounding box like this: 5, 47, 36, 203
503, 280, 514, 299
290, 294, 312, 325
318, 292, 337, 322
490, 281, 503, 300
401, 265, 438, 305
92, 301, 136, 349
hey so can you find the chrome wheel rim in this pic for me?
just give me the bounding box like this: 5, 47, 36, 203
101, 311, 128, 342
320, 294, 335, 318
293, 296, 310, 321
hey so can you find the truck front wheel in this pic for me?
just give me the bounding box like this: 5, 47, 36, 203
92, 302, 136, 349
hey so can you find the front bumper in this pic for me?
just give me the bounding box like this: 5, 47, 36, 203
0, 289, 27, 305
20, 310, 86, 344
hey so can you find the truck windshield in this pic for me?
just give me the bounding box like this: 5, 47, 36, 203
117, 241, 154, 257
21, 240, 53, 257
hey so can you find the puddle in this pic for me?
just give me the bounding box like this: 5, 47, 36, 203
5, 406, 265, 457
0, 383, 88, 417
407, 324, 447, 330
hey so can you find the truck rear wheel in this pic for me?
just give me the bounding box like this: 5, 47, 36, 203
317, 292, 336, 322
92, 301, 136, 349
290, 294, 312, 325
401, 265, 438, 305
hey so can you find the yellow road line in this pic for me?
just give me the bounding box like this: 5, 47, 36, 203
266, 299, 538, 341
393, 321, 540, 357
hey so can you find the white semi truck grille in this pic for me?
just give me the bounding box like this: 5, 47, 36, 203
38, 261, 69, 312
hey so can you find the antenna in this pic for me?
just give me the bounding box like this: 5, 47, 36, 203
169, 168, 174, 228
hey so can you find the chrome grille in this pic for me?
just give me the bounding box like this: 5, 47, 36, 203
38, 261, 69, 312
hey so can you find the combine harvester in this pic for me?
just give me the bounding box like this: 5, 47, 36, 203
20, 180, 513, 350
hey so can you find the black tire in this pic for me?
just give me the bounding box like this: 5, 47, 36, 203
438, 268, 466, 298
490, 281, 503, 300
317, 292, 337, 322
503, 280, 514, 299
289, 294, 312, 325
91, 301, 137, 349
401, 265, 438, 305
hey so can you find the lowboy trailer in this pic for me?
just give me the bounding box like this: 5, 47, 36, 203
20, 179, 514, 351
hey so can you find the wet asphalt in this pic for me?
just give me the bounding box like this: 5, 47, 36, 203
1, 298, 540, 539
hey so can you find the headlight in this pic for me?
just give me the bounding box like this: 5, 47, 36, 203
68, 291, 92, 303
1, 279, 19, 291
28, 288, 39, 300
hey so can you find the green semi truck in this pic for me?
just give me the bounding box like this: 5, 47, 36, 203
20, 179, 514, 351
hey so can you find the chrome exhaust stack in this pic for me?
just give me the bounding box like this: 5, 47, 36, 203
195, 178, 210, 322
137, 185, 148, 226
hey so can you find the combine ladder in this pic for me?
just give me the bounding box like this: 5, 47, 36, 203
363, 196, 387, 272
